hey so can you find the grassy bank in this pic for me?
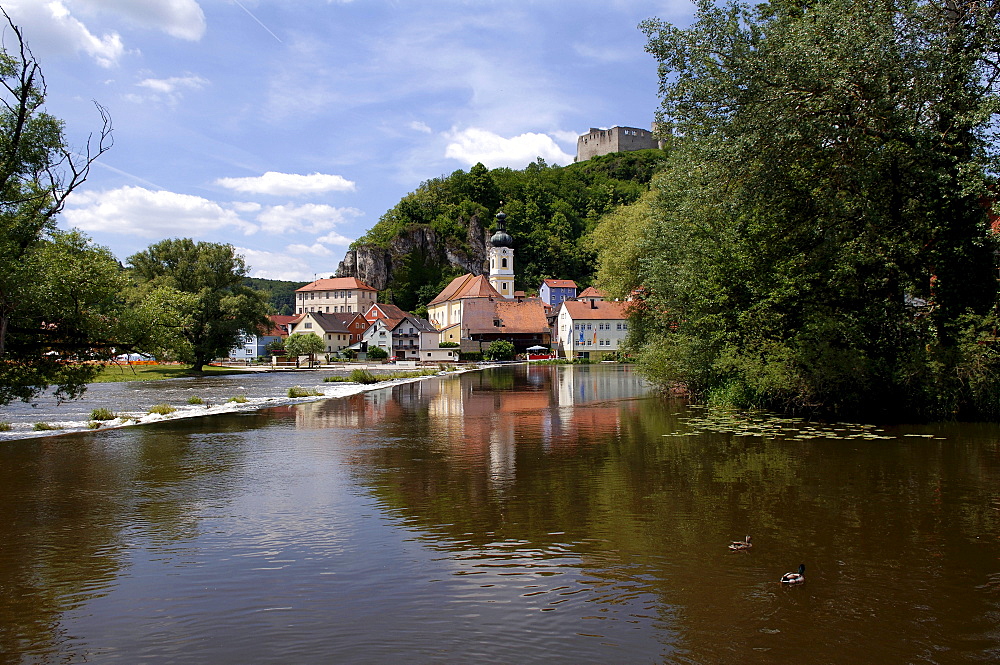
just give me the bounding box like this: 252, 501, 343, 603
91, 364, 244, 383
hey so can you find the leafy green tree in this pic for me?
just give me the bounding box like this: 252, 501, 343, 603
616, 0, 1000, 419
128, 239, 271, 372
285, 332, 325, 367
367, 345, 388, 361
485, 339, 516, 361
0, 15, 179, 405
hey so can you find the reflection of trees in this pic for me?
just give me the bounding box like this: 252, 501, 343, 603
0, 412, 266, 660
344, 365, 1000, 663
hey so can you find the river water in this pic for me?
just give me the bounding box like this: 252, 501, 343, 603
2, 364, 1000, 664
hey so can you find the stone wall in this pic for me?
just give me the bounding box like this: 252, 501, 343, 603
576, 125, 661, 162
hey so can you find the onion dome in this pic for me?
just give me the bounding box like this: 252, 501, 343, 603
490, 210, 512, 247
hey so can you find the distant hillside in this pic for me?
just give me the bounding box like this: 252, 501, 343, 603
243, 277, 308, 315
337, 149, 667, 313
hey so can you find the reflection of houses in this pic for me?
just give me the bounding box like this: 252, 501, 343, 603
229, 314, 297, 359
295, 277, 377, 314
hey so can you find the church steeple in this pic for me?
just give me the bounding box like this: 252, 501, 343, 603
488, 210, 515, 299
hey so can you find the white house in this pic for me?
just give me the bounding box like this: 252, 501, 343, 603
557, 300, 629, 360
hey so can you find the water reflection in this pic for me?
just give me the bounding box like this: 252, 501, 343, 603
4, 365, 1000, 663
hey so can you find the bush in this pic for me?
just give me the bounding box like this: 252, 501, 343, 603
349, 368, 380, 384
148, 404, 176, 415
439, 341, 459, 348
227, 395, 249, 403
367, 346, 388, 361
87, 421, 101, 430
187, 396, 204, 404
485, 339, 516, 361
323, 376, 349, 382
90, 407, 116, 421
33, 422, 58, 431
288, 386, 323, 398
0, 421, 10, 431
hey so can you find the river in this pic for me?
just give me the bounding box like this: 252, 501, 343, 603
2, 364, 1000, 664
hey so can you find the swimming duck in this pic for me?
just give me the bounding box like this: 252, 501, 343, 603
728, 535, 752, 552
781, 564, 806, 584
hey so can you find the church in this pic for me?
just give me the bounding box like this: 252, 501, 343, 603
426, 211, 550, 352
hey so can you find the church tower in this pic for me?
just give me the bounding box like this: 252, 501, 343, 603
488, 210, 515, 299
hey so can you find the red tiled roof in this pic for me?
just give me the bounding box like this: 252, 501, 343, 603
577, 286, 605, 299
266, 314, 299, 336
562, 300, 627, 321
543, 279, 578, 288
296, 277, 376, 292
428, 273, 501, 305
365, 302, 410, 328
494, 300, 549, 333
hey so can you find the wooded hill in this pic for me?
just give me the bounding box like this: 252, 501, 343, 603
340, 149, 668, 314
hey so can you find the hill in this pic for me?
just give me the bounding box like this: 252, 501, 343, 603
336, 149, 667, 313
243, 277, 308, 315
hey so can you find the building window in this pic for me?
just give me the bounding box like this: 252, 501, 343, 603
304, 322, 312, 329
501, 258, 508, 268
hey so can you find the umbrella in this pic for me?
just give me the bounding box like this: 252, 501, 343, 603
526, 345, 548, 352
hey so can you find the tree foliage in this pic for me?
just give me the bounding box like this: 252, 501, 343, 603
0, 14, 177, 405
284, 332, 325, 365
486, 339, 516, 361
353, 150, 668, 311
128, 239, 272, 372
602, 0, 1000, 419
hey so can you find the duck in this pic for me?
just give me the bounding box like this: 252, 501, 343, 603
780, 564, 806, 584
728, 535, 752, 552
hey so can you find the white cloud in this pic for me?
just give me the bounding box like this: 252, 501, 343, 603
255, 203, 363, 234
444, 128, 575, 169
64, 186, 256, 237
233, 247, 319, 282
5, 0, 125, 67
137, 74, 207, 94
75, 0, 206, 41
315, 230, 353, 246
216, 172, 356, 196
285, 242, 333, 257
408, 121, 432, 134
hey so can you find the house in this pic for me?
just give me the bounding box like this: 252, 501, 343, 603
539, 279, 578, 307
362, 311, 437, 360
577, 286, 606, 302
228, 314, 298, 359
557, 299, 629, 360
426, 274, 502, 330
295, 277, 377, 315
287, 312, 355, 355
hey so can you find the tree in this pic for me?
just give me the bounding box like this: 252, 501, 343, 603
367, 345, 388, 361
614, 0, 1000, 419
0, 14, 176, 406
128, 239, 272, 372
485, 339, 515, 361
284, 332, 325, 367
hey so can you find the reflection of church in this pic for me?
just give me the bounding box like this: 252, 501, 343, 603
426, 211, 550, 353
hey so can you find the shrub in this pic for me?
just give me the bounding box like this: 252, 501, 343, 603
288, 386, 322, 398
0, 421, 11, 431
349, 369, 380, 384
87, 421, 101, 430
323, 376, 349, 382
33, 422, 58, 431
148, 404, 176, 415
367, 346, 388, 361
227, 395, 249, 403
187, 396, 204, 405
90, 407, 116, 421
439, 341, 459, 348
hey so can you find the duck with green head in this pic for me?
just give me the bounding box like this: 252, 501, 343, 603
781, 564, 805, 584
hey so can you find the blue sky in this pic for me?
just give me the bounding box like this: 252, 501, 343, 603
8, 0, 694, 281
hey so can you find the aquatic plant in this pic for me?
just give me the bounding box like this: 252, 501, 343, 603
90, 407, 116, 421
148, 404, 176, 415
87, 421, 101, 430
349, 369, 380, 384
323, 376, 349, 382
288, 386, 322, 398
187, 396, 204, 405
0, 421, 10, 431
227, 395, 249, 403
33, 422, 58, 431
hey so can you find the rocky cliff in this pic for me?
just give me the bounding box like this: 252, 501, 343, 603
335, 214, 489, 292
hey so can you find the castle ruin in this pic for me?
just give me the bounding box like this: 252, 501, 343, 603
576, 125, 663, 162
